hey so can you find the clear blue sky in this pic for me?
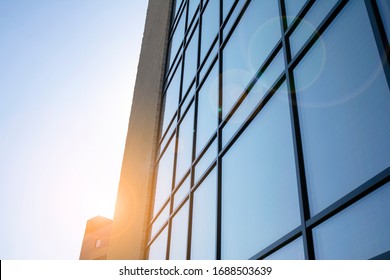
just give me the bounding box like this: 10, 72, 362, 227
0, 0, 148, 259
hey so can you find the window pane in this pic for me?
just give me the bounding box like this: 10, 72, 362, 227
180, 83, 195, 119
188, 0, 200, 26
223, 0, 281, 118
264, 237, 305, 260
191, 168, 217, 260
182, 26, 199, 96
169, 10, 185, 68
151, 204, 169, 238
194, 139, 217, 183
153, 139, 175, 216
173, 175, 190, 210
200, 0, 219, 61
223, 0, 236, 22
222, 0, 246, 41
161, 63, 181, 133
289, 0, 338, 57
295, 0, 390, 215
222, 84, 301, 260
175, 103, 194, 183
285, 0, 307, 26
313, 182, 390, 260
196, 62, 219, 155
222, 49, 285, 146
169, 201, 189, 260
199, 41, 218, 82
149, 227, 168, 260
376, 0, 390, 42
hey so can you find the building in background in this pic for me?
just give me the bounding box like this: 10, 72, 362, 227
106, 0, 390, 259
80, 216, 112, 260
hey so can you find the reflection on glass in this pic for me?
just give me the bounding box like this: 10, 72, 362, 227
313, 182, 390, 260
295, 0, 390, 215
175, 103, 194, 182
194, 138, 217, 183
151, 204, 169, 238
196, 63, 219, 155
199, 41, 218, 82
223, 0, 236, 22
153, 139, 175, 216
376, 0, 390, 41
223, 0, 281, 118
200, 0, 219, 61
285, 0, 307, 26
182, 26, 199, 96
264, 237, 305, 260
188, 0, 200, 26
161, 63, 181, 133
289, 0, 337, 57
222, 50, 285, 146
191, 168, 217, 259
173, 175, 190, 209
222, 84, 301, 260
222, 0, 246, 41
169, 202, 189, 260
169, 10, 185, 68
149, 227, 168, 260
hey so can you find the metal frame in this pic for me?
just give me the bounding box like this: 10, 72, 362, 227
146, 0, 390, 260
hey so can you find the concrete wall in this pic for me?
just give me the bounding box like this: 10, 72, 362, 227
107, 0, 172, 259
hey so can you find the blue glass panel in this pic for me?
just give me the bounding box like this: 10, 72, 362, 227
285, 0, 307, 26
162, 63, 181, 133
313, 182, 390, 259
295, 0, 390, 215
182, 26, 198, 96
188, 0, 200, 26
153, 138, 175, 216
169, 201, 189, 260
199, 41, 218, 82
169, 10, 185, 68
194, 138, 217, 183
289, 0, 338, 57
222, 0, 246, 41
200, 0, 219, 61
196, 62, 219, 155
222, 83, 301, 260
149, 227, 168, 260
173, 175, 190, 210
376, 0, 390, 41
223, 0, 236, 21
223, 0, 281, 118
151, 204, 169, 238
264, 237, 305, 260
191, 168, 217, 260
175, 103, 194, 182
222, 49, 285, 146
180, 84, 195, 119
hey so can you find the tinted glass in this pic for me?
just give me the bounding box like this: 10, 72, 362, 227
285, 0, 307, 26
161, 63, 181, 133
175, 103, 194, 183
200, 0, 219, 61
153, 139, 175, 216
264, 237, 305, 260
222, 84, 301, 259
191, 168, 217, 259
222, 49, 285, 146
188, 0, 200, 26
376, 0, 390, 41
169, 10, 186, 67
223, 0, 281, 118
194, 139, 217, 183
182, 26, 199, 96
151, 204, 169, 238
149, 227, 168, 260
196, 62, 219, 155
223, 0, 236, 22
222, 0, 246, 41
173, 175, 190, 210
169, 201, 189, 260
295, 0, 390, 215
313, 182, 390, 260
289, 0, 338, 57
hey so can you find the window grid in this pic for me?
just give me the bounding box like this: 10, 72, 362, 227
147, 0, 390, 260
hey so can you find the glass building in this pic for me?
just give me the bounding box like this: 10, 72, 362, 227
146, 0, 390, 260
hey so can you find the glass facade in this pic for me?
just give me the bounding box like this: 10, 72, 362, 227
147, 0, 390, 259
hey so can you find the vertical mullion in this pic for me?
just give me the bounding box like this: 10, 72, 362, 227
216, 0, 223, 261
278, 0, 315, 260
364, 0, 390, 90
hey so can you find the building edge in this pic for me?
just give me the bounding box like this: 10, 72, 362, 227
106, 0, 172, 260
